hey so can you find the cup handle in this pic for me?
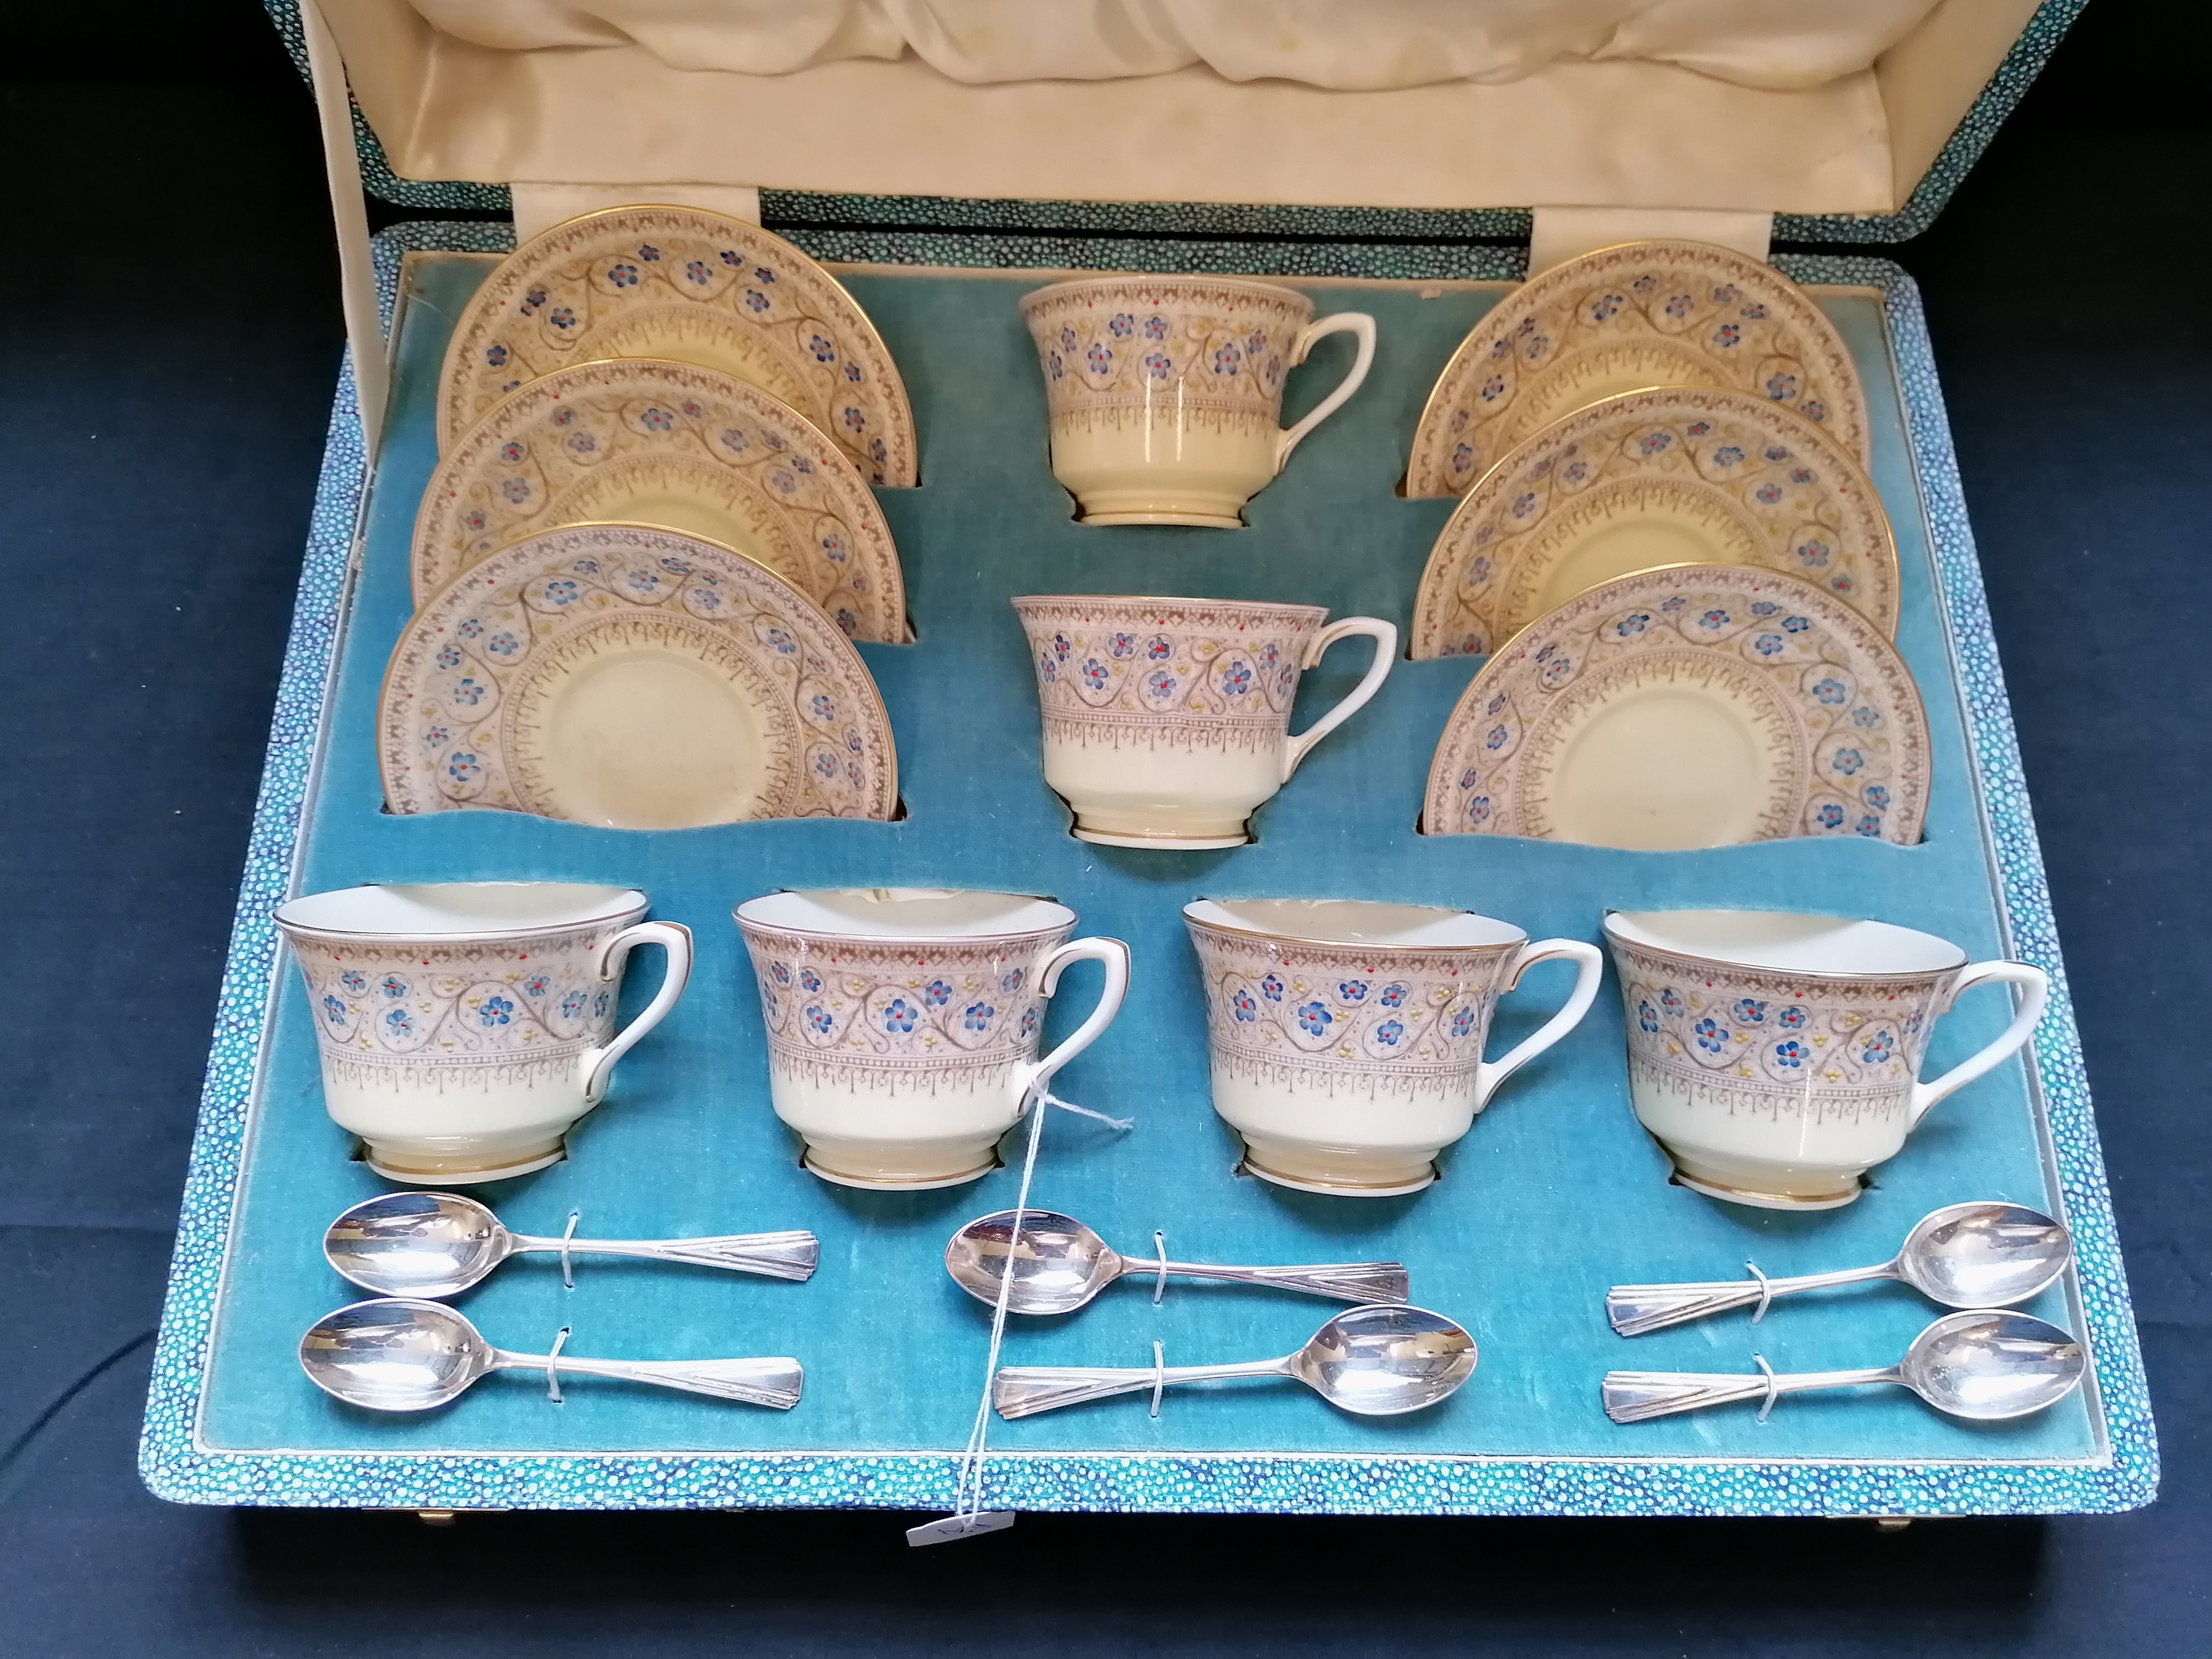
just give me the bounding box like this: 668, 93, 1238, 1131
1281, 617, 1398, 782
1472, 939, 1604, 1113
1008, 936, 1132, 1108
1272, 313, 1377, 472
1907, 960, 2049, 1128
577, 921, 695, 1106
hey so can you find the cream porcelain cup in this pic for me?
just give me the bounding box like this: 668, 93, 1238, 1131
1020, 275, 1376, 526
734, 889, 1131, 1189
1184, 898, 1604, 1195
1604, 909, 2051, 1209
1013, 594, 1396, 849
275, 883, 693, 1183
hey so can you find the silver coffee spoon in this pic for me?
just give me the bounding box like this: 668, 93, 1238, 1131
299, 1298, 804, 1412
324, 1191, 818, 1299
946, 1209, 1408, 1315
1603, 1310, 2084, 1425
1607, 1201, 2071, 1337
993, 1303, 1474, 1420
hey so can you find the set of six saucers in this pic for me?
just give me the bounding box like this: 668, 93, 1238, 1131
290, 211, 2085, 1441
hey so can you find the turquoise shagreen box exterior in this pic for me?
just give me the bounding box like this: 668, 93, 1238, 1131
257, 0, 2090, 244
137, 219, 2155, 1515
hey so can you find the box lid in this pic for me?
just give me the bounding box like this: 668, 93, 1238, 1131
267, 0, 2085, 245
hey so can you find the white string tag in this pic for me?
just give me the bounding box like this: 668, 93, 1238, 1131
1752, 1353, 1780, 1422
545, 1325, 571, 1404
1149, 1340, 1166, 1417
560, 1211, 581, 1290
1152, 1230, 1168, 1305
1745, 1259, 1774, 1325
906, 1087, 1131, 1548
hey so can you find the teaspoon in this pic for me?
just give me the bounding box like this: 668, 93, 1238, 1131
1607, 1201, 2070, 1337
298, 1298, 803, 1411
946, 1209, 1407, 1314
993, 1303, 1474, 1419
1603, 1310, 2084, 1424
324, 1191, 818, 1299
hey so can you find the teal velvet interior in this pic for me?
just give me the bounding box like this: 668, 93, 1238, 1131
196, 254, 2099, 1474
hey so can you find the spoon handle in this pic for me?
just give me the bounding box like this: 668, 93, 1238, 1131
1147, 1259, 1411, 1303
493, 1350, 804, 1408
1606, 1261, 1896, 1335
1603, 1365, 1899, 1423
994, 1357, 1291, 1419
512, 1230, 820, 1281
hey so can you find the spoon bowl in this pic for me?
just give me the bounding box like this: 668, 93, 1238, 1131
1897, 1202, 2073, 1310
1293, 1304, 1479, 1416
299, 1298, 491, 1412
326, 1192, 513, 1299
946, 1211, 1123, 1314
1897, 1310, 2086, 1421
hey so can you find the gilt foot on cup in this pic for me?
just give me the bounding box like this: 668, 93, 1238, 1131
1665, 1152, 1866, 1211
799, 1136, 1004, 1192
361, 1135, 568, 1187
1238, 1136, 1441, 1198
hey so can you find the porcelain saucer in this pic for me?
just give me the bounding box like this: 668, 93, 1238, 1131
1422, 565, 1928, 850
1405, 241, 1869, 498
413, 358, 909, 643
436, 205, 918, 486
1410, 387, 1897, 658
380, 523, 899, 829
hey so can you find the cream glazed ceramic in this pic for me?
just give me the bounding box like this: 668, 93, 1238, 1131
1406, 240, 1869, 498
734, 889, 1130, 1188
274, 884, 693, 1183
1422, 566, 1929, 851
437, 205, 916, 486
1604, 910, 2051, 1209
1011, 594, 1396, 848
1410, 387, 1898, 659
380, 524, 898, 830
1020, 275, 1375, 526
413, 358, 909, 642
1184, 900, 1602, 1195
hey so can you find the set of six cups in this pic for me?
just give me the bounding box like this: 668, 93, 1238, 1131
294, 217, 2051, 1212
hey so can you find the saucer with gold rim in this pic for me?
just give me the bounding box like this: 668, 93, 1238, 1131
1406, 241, 1869, 498
436, 205, 917, 487
1421, 565, 1928, 851
380, 523, 899, 830
1411, 387, 1897, 659
413, 358, 909, 643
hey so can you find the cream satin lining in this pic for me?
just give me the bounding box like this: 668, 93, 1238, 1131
408, 0, 1943, 92
316, 0, 2042, 213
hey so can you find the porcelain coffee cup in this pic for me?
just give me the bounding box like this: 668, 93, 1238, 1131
1020, 275, 1376, 526
1183, 898, 1604, 1194
734, 888, 1130, 1188
1012, 594, 1396, 849
275, 883, 693, 1183
1604, 908, 2051, 1209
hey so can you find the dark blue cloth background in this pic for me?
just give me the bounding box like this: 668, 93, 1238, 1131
2, 3, 2204, 1651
